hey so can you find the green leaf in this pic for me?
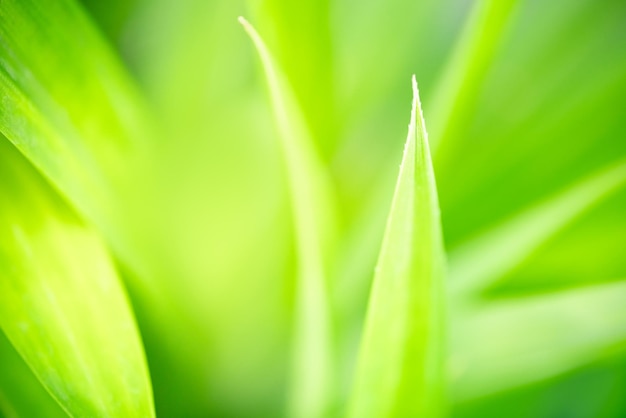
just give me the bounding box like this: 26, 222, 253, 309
435, 0, 626, 250
0, 6, 195, 414
0, 0, 156, 267
348, 77, 446, 418
0, 331, 68, 418
429, 0, 519, 158
239, 17, 337, 418
451, 280, 626, 401
249, 0, 336, 157
0, 140, 155, 417
449, 160, 626, 298
79, 0, 140, 42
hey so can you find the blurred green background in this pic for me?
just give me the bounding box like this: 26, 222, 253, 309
71, 0, 626, 416
1, 0, 626, 416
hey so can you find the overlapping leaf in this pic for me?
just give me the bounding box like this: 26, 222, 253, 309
0, 140, 154, 417
0, 0, 158, 268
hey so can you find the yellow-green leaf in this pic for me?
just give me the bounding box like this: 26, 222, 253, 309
449, 160, 626, 298
348, 77, 446, 418
451, 280, 626, 401
0, 140, 154, 417
239, 17, 337, 418
0, 331, 68, 418
429, 0, 519, 159
0, 0, 156, 266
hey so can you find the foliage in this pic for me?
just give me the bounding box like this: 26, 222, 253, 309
0, 0, 625, 417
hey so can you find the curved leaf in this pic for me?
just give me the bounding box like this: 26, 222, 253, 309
0, 0, 157, 269
0, 140, 154, 417
239, 17, 337, 418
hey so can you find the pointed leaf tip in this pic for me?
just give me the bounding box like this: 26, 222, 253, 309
348, 78, 446, 417
240, 16, 336, 418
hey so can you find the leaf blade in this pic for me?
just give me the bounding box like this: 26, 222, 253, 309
0, 140, 155, 417
451, 280, 626, 401
348, 77, 446, 418
239, 17, 336, 418
0, 331, 68, 418
429, 0, 519, 157
449, 160, 626, 297
0, 0, 157, 270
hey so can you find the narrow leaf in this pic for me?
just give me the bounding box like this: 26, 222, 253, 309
449, 160, 626, 297
429, 0, 518, 158
239, 17, 336, 418
0, 140, 155, 417
451, 280, 626, 401
348, 77, 446, 418
251, 0, 336, 156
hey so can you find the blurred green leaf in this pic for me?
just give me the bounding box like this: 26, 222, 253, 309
429, 0, 519, 156
0, 331, 68, 418
0, 140, 154, 417
240, 17, 337, 418
249, 0, 336, 157
437, 0, 626, 249
0, 0, 158, 269
348, 77, 446, 418
79, 0, 140, 42
0, 5, 213, 416
451, 280, 626, 401
449, 160, 626, 297
494, 187, 626, 294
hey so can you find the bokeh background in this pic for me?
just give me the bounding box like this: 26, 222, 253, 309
4, 0, 626, 417
81, 0, 626, 416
